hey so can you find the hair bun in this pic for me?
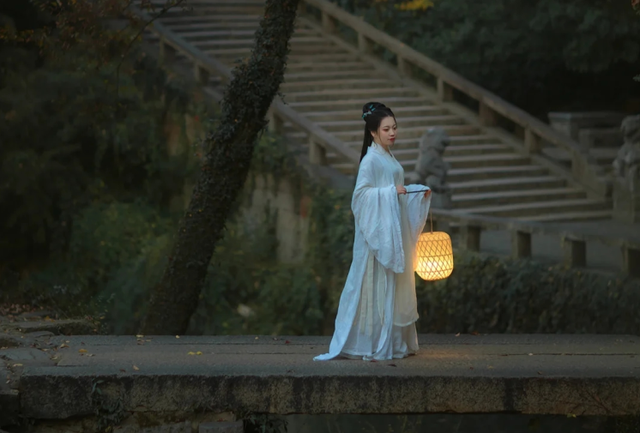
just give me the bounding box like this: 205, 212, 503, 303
362, 102, 386, 115
362, 102, 386, 120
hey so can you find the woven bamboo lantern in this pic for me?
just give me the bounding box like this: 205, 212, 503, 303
415, 231, 454, 281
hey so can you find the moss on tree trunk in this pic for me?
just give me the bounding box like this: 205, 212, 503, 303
142, 0, 300, 335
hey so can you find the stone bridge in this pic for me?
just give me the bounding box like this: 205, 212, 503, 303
1, 315, 640, 432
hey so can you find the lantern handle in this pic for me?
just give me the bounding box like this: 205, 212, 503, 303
406, 188, 434, 232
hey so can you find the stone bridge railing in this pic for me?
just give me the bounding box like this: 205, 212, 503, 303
432, 208, 640, 277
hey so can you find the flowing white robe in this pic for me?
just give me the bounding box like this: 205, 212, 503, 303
314, 142, 431, 361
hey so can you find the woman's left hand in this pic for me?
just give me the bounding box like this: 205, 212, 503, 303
424, 189, 432, 199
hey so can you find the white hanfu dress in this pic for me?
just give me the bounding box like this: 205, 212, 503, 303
314, 142, 431, 361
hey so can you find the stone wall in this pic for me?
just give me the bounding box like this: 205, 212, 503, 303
241, 175, 309, 264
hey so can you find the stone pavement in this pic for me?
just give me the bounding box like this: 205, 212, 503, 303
3, 333, 639, 425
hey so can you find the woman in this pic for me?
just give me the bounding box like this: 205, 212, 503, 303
314, 102, 432, 362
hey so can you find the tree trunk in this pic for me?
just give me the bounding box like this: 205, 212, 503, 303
142, 0, 300, 335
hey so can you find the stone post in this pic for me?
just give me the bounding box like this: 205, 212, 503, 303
397, 57, 412, 78
511, 230, 531, 259
159, 38, 176, 65
622, 245, 640, 278
437, 78, 453, 102
194, 64, 210, 87
479, 102, 497, 127
525, 128, 542, 154
309, 139, 327, 165
460, 225, 481, 252
267, 109, 284, 135
562, 237, 586, 268
322, 11, 337, 34
358, 33, 372, 54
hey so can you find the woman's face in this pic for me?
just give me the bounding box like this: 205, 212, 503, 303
371, 116, 397, 148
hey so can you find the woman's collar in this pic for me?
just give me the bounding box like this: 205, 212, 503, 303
372, 141, 393, 157
371, 141, 385, 154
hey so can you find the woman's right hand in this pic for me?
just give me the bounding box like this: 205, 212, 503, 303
396, 185, 407, 195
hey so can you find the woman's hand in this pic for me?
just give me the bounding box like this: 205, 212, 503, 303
396, 185, 407, 195
424, 189, 432, 199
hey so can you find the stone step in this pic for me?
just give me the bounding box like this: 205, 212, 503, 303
338, 133, 498, 150
443, 143, 512, 156
284, 87, 419, 103
282, 78, 394, 92
286, 61, 371, 73
455, 198, 605, 218
448, 175, 567, 194
157, 15, 262, 25
451, 187, 585, 208
448, 135, 498, 145
390, 152, 528, 169
447, 165, 549, 183
191, 38, 257, 49
326, 146, 515, 167
289, 96, 429, 111
203, 47, 253, 58
327, 152, 527, 174
291, 45, 354, 55
302, 105, 447, 122
340, 135, 496, 151
146, 0, 613, 226
161, 21, 260, 32
285, 69, 379, 82
158, 6, 266, 15
176, 29, 258, 40
333, 124, 480, 142
192, 39, 339, 53
318, 114, 463, 132
444, 153, 530, 169
288, 53, 366, 63
517, 209, 613, 223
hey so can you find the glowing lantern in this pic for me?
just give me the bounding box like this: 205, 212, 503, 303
415, 231, 454, 281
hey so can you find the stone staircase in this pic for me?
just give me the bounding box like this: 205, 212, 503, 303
146, 0, 613, 222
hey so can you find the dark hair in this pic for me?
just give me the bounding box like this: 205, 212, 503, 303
360, 102, 396, 162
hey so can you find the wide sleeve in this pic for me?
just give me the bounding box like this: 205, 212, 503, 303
405, 184, 432, 245
351, 157, 405, 273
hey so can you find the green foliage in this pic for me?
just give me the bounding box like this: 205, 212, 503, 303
416, 250, 640, 334
339, 0, 640, 113
17, 201, 173, 326
0, 45, 203, 266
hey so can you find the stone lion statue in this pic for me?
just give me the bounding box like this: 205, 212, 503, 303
612, 115, 640, 192
405, 127, 453, 209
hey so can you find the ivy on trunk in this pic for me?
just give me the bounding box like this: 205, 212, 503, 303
142, 0, 300, 335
